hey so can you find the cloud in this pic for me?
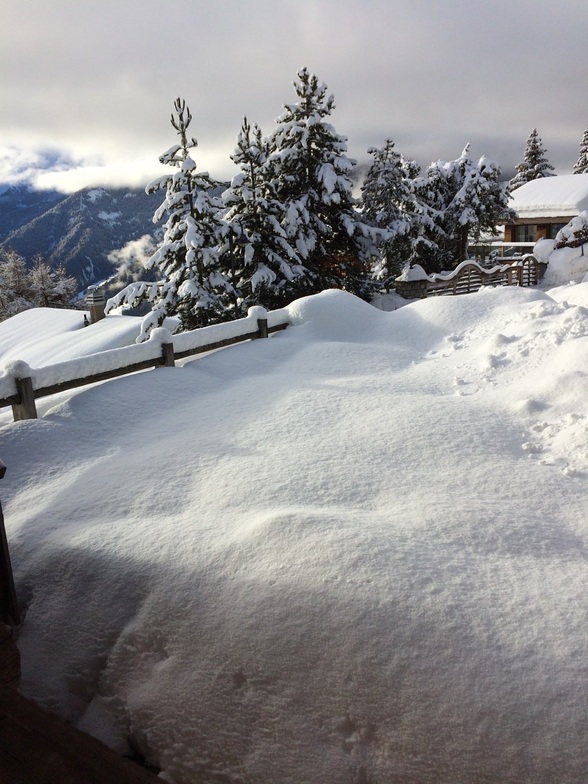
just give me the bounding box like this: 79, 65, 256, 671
107, 235, 156, 280
31, 158, 167, 193
3, 0, 588, 190
0, 146, 83, 187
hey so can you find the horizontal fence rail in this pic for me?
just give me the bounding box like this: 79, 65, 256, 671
0, 307, 290, 422
395, 255, 544, 299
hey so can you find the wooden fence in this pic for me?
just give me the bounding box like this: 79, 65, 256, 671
395, 255, 544, 299
0, 310, 289, 423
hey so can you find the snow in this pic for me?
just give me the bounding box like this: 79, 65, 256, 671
0, 308, 144, 368
510, 173, 588, 218
97, 210, 121, 222
86, 188, 108, 203
397, 262, 429, 281
534, 237, 588, 288
1, 286, 588, 783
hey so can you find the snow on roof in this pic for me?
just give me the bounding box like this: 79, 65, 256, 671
510, 174, 588, 218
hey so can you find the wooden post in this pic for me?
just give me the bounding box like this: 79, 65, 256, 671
0, 461, 19, 626
257, 318, 269, 339
11, 377, 37, 421
161, 342, 175, 367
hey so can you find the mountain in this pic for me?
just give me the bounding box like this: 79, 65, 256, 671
0, 184, 68, 239
0, 185, 159, 290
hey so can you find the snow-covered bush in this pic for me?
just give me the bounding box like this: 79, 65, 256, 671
554, 210, 588, 249
536, 215, 588, 287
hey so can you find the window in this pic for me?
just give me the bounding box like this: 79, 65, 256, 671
513, 224, 536, 243
548, 223, 566, 239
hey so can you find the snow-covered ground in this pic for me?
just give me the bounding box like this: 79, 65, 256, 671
0, 307, 144, 367
1, 285, 588, 784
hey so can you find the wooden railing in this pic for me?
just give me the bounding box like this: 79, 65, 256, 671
0, 307, 289, 423
395, 255, 544, 299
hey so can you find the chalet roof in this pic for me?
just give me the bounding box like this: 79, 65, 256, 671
510, 174, 588, 219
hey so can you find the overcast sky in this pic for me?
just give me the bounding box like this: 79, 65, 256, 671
2, 0, 588, 192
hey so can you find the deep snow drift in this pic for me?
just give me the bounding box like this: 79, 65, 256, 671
0, 307, 144, 367
1, 286, 588, 784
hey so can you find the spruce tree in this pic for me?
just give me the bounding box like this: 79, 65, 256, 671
416, 145, 514, 271
266, 67, 374, 299
0, 248, 34, 320
573, 127, 588, 174
107, 98, 233, 340
0, 250, 77, 320
510, 128, 555, 190
222, 117, 305, 311
360, 139, 410, 280
29, 255, 77, 308
360, 140, 434, 281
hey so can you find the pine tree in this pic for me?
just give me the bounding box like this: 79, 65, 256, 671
360, 139, 410, 280
0, 249, 77, 321
360, 140, 434, 281
107, 98, 233, 340
222, 117, 305, 311
573, 128, 588, 174
510, 128, 555, 190
29, 255, 77, 308
266, 67, 374, 299
416, 145, 514, 271
0, 248, 34, 320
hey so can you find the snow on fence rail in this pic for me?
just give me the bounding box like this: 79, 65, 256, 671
395, 255, 544, 299
0, 306, 290, 422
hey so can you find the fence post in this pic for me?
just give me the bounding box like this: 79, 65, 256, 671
161, 342, 175, 367
0, 460, 19, 626
257, 318, 269, 339
11, 377, 37, 421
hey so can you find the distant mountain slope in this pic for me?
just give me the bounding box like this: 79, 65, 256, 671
0, 185, 159, 290
0, 184, 67, 240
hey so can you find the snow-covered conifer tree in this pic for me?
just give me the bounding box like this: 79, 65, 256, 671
107, 98, 232, 339
0, 250, 77, 320
573, 128, 588, 175
360, 140, 436, 281
417, 145, 514, 271
0, 248, 35, 320
222, 117, 305, 311
510, 128, 555, 190
29, 256, 77, 307
266, 68, 374, 299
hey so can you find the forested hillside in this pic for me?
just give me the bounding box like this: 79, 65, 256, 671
0, 185, 158, 290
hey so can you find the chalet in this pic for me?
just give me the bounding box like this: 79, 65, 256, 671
501, 174, 588, 255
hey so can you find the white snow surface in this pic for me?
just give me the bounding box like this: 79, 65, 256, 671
2, 287, 588, 783
510, 173, 588, 218
536, 240, 588, 288
0, 308, 144, 368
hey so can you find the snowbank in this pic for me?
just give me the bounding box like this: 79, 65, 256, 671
0, 306, 286, 400
537, 241, 588, 287
1, 286, 588, 783
0, 308, 144, 368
